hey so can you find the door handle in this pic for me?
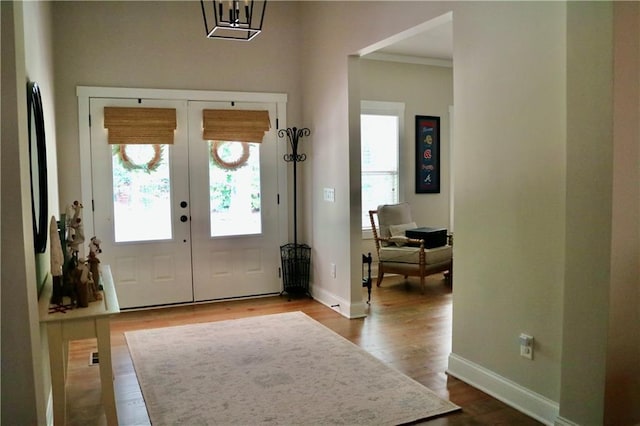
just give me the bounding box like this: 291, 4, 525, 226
180, 215, 189, 222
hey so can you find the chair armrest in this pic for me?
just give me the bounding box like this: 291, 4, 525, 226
381, 236, 425, 250
406, 238, 425, 248
377, 236, 391, 245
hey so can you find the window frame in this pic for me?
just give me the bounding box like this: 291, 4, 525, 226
360, 100, 405, 237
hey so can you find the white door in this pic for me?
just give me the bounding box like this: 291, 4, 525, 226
188, 101, 281, 301
90, 98, 282, 308
90, 98, 193, 308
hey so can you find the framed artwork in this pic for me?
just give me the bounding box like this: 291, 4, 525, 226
415, 115, 440, 194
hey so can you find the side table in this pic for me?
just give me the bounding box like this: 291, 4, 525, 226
39, 264, 120, 425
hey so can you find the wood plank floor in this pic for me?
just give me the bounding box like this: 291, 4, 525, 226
65, 274, 542, 425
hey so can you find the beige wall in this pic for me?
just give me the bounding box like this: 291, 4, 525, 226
452, 1, 566, 401
1, 1, 53, 423
23, 1, 60, 420
560, 3, 613, 423
605, 2, 640, 424
23, 0, 60, 298
22, 0, 59, 419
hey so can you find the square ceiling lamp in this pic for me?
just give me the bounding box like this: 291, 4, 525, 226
200, 0, 267, 41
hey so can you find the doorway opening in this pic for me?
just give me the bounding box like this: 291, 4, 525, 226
351, 11, 454, 296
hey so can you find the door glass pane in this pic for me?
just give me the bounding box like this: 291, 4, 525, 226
209, 141, 262, 237
112, 144, 172, 242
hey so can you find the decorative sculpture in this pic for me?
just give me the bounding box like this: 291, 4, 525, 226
49, 216, 65, 305
87, 236, 103, 300
48, 201, 103, 312
66, 201, 85, 254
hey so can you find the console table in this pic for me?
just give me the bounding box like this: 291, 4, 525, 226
39, 265, 120, 425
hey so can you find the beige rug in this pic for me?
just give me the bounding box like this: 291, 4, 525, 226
125, 311, 460, 425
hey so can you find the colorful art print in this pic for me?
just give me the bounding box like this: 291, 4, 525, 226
415, 115, 441, 194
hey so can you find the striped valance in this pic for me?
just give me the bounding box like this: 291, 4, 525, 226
202, 109, 270, 143
104, 107, 177, 144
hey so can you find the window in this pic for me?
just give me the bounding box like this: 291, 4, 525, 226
361, 101, 404, 230
208, 141, 262, 237
112, 144, 172, 242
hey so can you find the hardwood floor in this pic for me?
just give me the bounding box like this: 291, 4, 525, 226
65, 274, 542, 425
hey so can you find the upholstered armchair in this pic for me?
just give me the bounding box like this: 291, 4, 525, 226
369, 203, 452, 292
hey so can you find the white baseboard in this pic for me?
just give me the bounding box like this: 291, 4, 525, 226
46, 389, 53, 426
447, 353, 559, 425
311, 285, 368, 319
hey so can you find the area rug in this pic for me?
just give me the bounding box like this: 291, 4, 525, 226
125, 311, 460, 425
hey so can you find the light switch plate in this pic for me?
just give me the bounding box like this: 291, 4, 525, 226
323, 188, 335, 202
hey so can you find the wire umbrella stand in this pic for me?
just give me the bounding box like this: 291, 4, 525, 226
279, 127, 311, 298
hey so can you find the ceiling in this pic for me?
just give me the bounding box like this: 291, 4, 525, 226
364, 19, 453, 64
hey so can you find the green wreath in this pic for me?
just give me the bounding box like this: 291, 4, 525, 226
112, 144, 163, 173
210, 141, 250, 171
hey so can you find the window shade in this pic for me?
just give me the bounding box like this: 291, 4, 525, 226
202, 109, 270, 143
104, 107, 177, 144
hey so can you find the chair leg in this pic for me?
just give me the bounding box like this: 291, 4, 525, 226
376, 264, 384, 287
420, 275, 425, 294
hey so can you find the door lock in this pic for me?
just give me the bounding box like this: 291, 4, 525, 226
180, 201, 188, 208
180, 215, 189, 222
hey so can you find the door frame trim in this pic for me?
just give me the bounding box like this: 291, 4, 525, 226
77, 86, 289, 259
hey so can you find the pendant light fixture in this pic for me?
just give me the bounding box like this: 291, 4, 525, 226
200, 0, 267, 41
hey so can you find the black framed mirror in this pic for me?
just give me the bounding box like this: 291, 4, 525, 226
27, 81, 48, 253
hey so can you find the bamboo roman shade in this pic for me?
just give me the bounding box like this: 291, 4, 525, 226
104, 107, 177, 144
202, 109, 270, 143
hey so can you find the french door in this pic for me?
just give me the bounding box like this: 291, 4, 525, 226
188, 101, 281, 301
90, 97, 281, 308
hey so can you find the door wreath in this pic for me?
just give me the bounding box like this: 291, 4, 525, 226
210, 141, 250, 170
112, 144, 163, 173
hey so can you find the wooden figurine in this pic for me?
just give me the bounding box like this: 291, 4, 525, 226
49, 216, 65, 305
66, 201, 85, 254
88, 236, 103, 298
87, 255, 103, 301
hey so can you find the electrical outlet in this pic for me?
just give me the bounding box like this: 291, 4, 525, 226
330, 263, 336, 278
519, 333, 534, 360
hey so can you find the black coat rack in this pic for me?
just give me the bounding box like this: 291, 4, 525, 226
279, 127, 311, 297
